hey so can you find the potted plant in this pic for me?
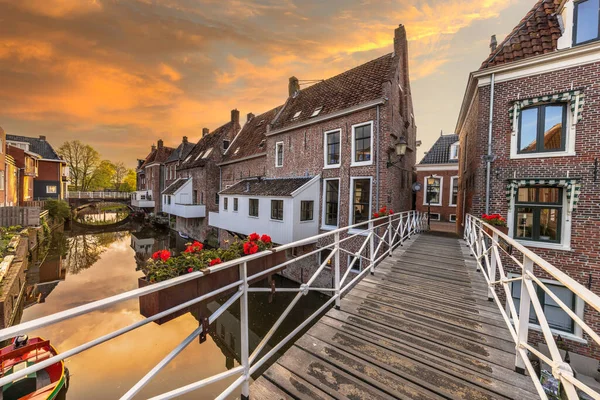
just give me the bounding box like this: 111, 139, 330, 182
481, 213, 508, 236
138, 234, 286, 324
372, 206, 394, 227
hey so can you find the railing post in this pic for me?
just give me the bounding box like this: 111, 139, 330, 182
388, 215, 393, 257
476, 225, 483, 272
334, 232, 341, 310
515, 255, 533, 375
239, 261, 250, 399
488, 232, 498, 301
369, 221, 375, 275
406, 212, 412, 238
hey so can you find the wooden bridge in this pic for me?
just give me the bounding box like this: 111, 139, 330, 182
251, 232, 538, 399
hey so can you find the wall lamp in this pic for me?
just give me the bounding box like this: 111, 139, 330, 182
386, 136, 408, 169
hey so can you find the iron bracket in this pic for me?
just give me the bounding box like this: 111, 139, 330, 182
199, 316, 209, 343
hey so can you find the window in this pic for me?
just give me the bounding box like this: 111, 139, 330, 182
514, 187, 562, 243
0, 171, 4, 190
271, 200, 283, 220
46, 185, 57, 194
249, 199, 259, 217
518, 104, 566, 154
167, 195, 171, 205
223, 140, 230, 150
428, 213, 440, 221
311, 107, 323, 117
233, 198, 238, 212
319, 248, 333, 268
424, 177, 442, 206
574, 0, 600, 45
300, 201, 314, 221
350, 178, 371, 227
449, 214, 457, 223
348, 255, 362, 273
449, 142, 459, 160
223, 197, 228, 211
292, 111, 301, 119
324, 130, 341, 168
275, 142, 284, 167
193, 190, 198, 204
215, 193, 219, 205
511, 278, 577, 334
323, 179, 339, 227
450, 176, 458, 206
203, 148, 213, 159
351, 123, 373, 166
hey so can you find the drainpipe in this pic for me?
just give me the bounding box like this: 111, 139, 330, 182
376, 104, 380, 210
485, 73, 495, 215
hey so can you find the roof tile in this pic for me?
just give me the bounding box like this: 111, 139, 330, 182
220, 177, 312, 197
419, 134, 459, 165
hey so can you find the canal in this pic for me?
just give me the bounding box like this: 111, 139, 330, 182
16, 218, 328, 399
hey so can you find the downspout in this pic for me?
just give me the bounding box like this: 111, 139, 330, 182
376, 104, 380, 210
218, 166, 222, 244
485, 73, 495, 214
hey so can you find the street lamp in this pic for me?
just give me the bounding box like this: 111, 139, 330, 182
427, 175, 436, 230
386, 136, 408, 168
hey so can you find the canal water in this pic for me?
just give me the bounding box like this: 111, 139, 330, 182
16, 222, 327, 399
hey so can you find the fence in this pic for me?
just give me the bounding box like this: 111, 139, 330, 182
67, 191, 131, 200
0, 207, 41, 227
0, 210, 427, 399
464, 214, 600, 399
23, 200, 47, 209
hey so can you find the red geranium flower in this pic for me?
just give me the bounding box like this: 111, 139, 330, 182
260, 234, 272, 244
152, 251, 161, 260
187, 267, 193, 273
209, 258, 222, 266
379, 207, 386, 214
373, 212, 380, 218
160, 250, 171, 261
389, 210, 394, 215
248, 232, 260, 242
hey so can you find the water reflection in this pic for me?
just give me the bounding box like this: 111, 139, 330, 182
76, 203, 130, 226
9, 223, 326, 399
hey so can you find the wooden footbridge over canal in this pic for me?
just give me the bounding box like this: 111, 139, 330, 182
251, 233, 538, 400
0, 211, 597, 399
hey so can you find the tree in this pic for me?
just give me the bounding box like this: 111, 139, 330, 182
58, 140, 100, 191
122, 169, 137, 192
88, 160, 115, 191
112, 162, 128, 191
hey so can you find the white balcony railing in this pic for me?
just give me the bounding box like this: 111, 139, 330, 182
464, 214, 600, 399
163, 203, 206, 218
69, 191, 131, 200
0, 210, 427, 399
131, 191, 155, 208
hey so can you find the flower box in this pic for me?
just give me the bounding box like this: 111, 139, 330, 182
138, 251, 287, 325
483, 225, 509, 237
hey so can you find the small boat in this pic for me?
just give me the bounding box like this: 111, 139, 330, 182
178, 231, 190, 240
0, 335, 68, 400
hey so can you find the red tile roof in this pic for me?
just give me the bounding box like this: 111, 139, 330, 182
220, 177, 313, 197
481, 0, 562, 69
270, 53, 395, 130
179, 122, 237, 170
140, 145, 175, 169
221, 106, 282, 164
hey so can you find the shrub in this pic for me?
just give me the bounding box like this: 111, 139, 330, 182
44, 199, 71, 223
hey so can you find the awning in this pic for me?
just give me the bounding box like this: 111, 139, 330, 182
506, 178, 581, 214
509, 90, 584, 133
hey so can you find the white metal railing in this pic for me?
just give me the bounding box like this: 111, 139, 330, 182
68, 191, 131, 199
464, 214, 600, 400
0, 210, 427, 399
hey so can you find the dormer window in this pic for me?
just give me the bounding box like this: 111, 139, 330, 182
311, 107, 323, 117
234, 147, 240, 154
449, 142, 460, 160
203, 148, 213, 159
292, 111, 301, 120
574, 0, 600, 45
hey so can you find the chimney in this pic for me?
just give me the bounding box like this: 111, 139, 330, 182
151, 144, 156, 151
288, 76, 300, 97
182, 136, 188, 143
393, 24, 407, 58
157, 139, 164, 149
39, 135, 46, 141
202, 127, 209, 137
247, 112, 255, 122
231, 109, 240, 125
490, 35, 498, 52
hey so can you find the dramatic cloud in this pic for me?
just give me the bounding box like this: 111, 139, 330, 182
0, 0, 532, 165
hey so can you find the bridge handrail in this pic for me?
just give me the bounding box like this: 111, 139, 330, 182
464, 213, 600, 400
68, 191, 131, 199
0, 210, 428, 399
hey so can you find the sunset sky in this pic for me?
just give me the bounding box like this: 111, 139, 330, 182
0, 0, 533, 167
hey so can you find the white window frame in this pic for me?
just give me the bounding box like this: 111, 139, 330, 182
275, 141, 284, 168
449, 142, 459, 160
348, 176, 372, 234
223, 197, 228, 211
321, 178, 340, 230
449, 176, 458, 207
323, 129, 341, 169
510, 102, 576, 159
46, 185, 57, 194
348, 254, 363, 273
423, 175, 443, 206
350, 121, 374, 167
270, 199, 284, 222
449, 214, 457, 222
507, 273, 586, 343
233, 198, 238, 212
508, 185, 572, 251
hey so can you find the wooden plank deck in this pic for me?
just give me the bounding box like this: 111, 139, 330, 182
251, 232, 539, 399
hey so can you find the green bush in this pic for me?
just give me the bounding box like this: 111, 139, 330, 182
44, 199, 71, 223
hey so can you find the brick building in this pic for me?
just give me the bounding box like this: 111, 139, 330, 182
415, 134, 459, 223
132, 140, 174, 213
6, 145, 40, 205
456, 0, 600, 362
209, 25, 417, 285
164, 136, 195, 189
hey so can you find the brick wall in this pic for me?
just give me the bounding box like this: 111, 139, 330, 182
415, 168, 459, 222
460, 61, 600, 358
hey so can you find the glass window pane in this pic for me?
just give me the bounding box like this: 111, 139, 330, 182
426, 178, 441, 204
545, 306, 573, 332
352, 179, 371, 224
575, 0, 600, 44
354, 125, 371, 162
517, 187, 536, 203
545, 284, 574, 309
327, 132, 340, 165
520, 108, 539, 152
325, 181, 339, 226
539, 208, 559, 241
538, 187, 560, 203
543, 106, 564, 151
516, 207, 534, 239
